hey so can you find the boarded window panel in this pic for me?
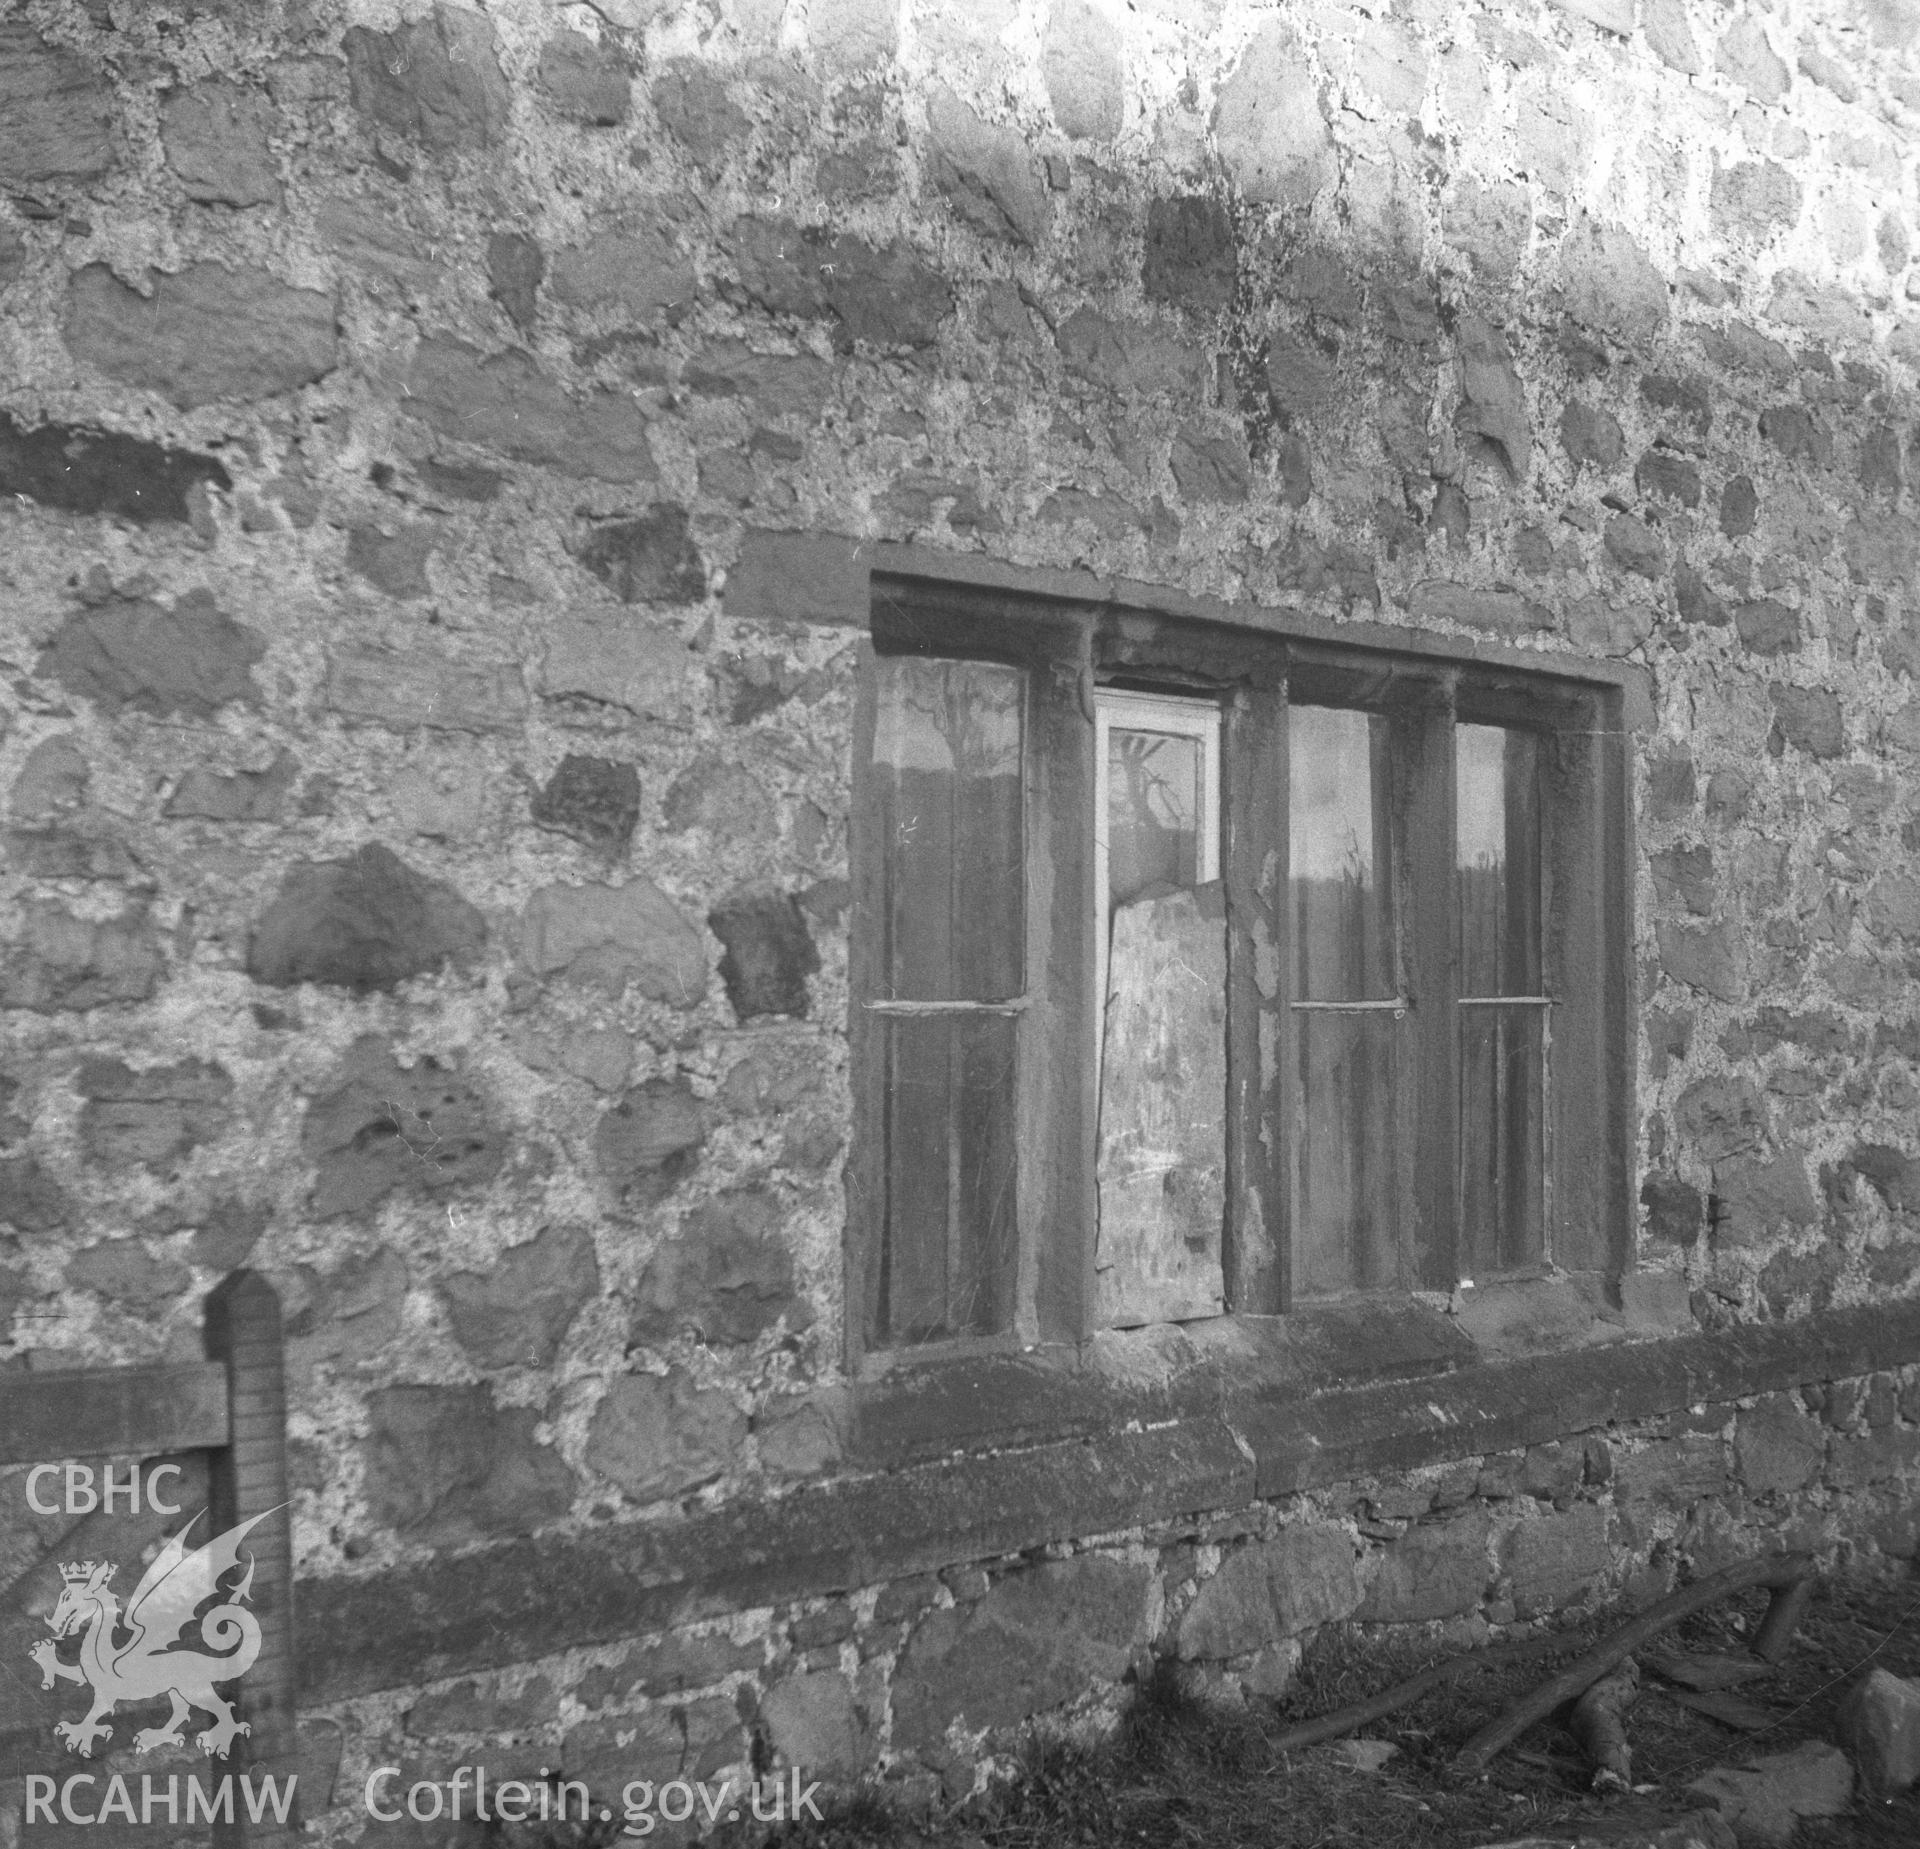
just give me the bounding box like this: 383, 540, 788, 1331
871, 657, 1023, 1003
1095, 883, 1227, 1327
1290, 706, 1395, 1001
878, 1009, 1020, 1343
1293, 1010, 1403, 1296
1459, 1003, 1545, 1278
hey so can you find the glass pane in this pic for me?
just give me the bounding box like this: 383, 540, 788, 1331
1290, 706, 1394, 1000
880, 1013, 1018, 1344
1456, 724, 1541, 997
1293, 1012, 1403, 1296
1459, 1003, 1545, 1277
1107, 728, 1201, 915
872, 657, 1023, 1002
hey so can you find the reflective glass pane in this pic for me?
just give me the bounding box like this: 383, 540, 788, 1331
1290, 705, 1394, 1000
871, 657, 1023, 1002
1107, 728, 1202, 914
1459, 1002, 1546, 1277
1456, 724, 1541, 998
1293, 1012, 1403, 1296
880, 1013, 1018, 1344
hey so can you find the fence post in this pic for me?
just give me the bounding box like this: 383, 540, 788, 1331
204, 1270, 295, 1849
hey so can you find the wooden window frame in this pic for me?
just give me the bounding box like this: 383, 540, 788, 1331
848, 575, 1635, 1371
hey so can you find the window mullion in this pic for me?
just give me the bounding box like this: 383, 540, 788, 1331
1399, 684, 1459, 1292
1225, 674, 1288, 1315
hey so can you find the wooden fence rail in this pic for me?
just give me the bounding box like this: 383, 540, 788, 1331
0, 1271, 294, 1849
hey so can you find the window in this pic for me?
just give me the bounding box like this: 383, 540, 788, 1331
849, 578, 1633, 1362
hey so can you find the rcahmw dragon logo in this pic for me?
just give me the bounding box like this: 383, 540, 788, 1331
30, 1508, 274, 1759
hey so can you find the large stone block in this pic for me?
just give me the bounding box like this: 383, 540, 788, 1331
365, 1384, 577, 1545
727, 216, 953, 349
1673, 1075, 1766, 1163
540, 614, 692, 715
0, 23, 116, 187
1057, 307, 1207, 399
531, 756, 640, 855
631, 1186, 810, 1348
1687, 1741, 1851, 1845
539, 28, 631, 126
1642, 0, 1701, 71
0, 903, 164, 1012
892, 1556, 1150, 1747
38, 589, 264, 719
809, 0, 896, 71
1844, 511, 1920, 585
1408, 581, 1553, 639
709, 890, 819, 1021
1355, 1509, 1492, 1622
404, 338, 657, 482
1767, 685, 1843, 758
1559, 220, 1667, 348
1838, 1668, 1920, 1794
486, 230, 542, 331
1454, 315, 1529, 478
1656, 922, 1741, 1004
585, 1370, 745, 1502
1717, 14, 1789, 103
76, 1057, 232, 1170
302, 1034, 503, 1220
0, 413, 231, 526
68, 1238, 191, 1307
520, 880, 707, 1005
63, 263, 337, 409
343, 7, 510, 153
1710, 161, 1801, 244
593, 1079, 705, 1202
250, 844, 487, 994
1734, 1394, 1826, 1498
162, 80, 279, 206
1444, 175, 1528, 282
1560, 400, 1624, 470
1604, 512, 1663, 577
1612, 1434, 1731, 1506
347, 524, 436, 599
440, 1225, 600, 1369
285, 1246, 409, 1379
1501, 1502, 1609, 1616
164, 750, 297, 822
926, 85, 1049, 246
1143, 195, 1235, 313
573, 506, 706, 605
0, 1156, 72, 1234
651, 61, 749, 167
547, 226, 695, 321
1212, 22, 1333, 208
1170, 427, 1250, 502
759, 1671, 873, 1775
1043, 0, 1123, 141
574, 1632, 763, 1707
1713, 1152, 1819, 1248
1176, 1524, 1359, 1659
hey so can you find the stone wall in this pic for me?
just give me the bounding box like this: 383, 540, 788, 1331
2, 0, 1919, 1834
